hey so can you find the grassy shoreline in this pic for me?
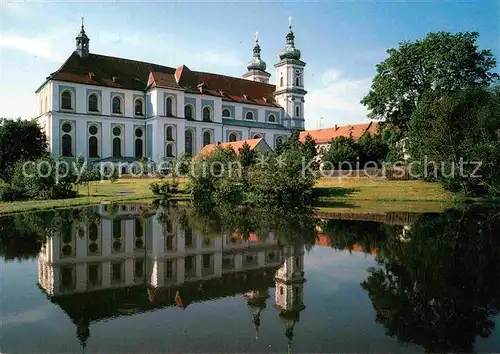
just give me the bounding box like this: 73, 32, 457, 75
0, 177, 454, 215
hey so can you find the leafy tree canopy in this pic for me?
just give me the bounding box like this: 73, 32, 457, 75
408, 86, 500, 195
361, 32, 498, 129
0, 118, 48, 181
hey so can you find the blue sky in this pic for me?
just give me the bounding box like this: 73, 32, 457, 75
0, 0, 498, 129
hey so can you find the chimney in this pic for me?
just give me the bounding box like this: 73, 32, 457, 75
335, 124, 338, 130
217, 141, 221, 146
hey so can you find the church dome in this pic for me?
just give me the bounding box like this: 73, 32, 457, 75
247, 39, 267, 71
279, 30, 301, 61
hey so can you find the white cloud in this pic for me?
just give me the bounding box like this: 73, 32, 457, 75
0, 32, 69, 62
305, 69, 372, 129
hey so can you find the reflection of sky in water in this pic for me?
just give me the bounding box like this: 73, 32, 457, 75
2, 245, 500, 353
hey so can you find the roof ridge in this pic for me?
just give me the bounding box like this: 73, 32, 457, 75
90, 53, 176, 71
192, 69, 276, 88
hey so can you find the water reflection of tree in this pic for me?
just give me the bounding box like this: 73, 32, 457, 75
361, 205, 500, 352
0, 207, 101, 261
156, 201, 318, 248
321, 219, 402, 255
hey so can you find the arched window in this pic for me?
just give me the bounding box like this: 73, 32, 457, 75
184, 105, 193, 120
62, 134, 72, 157
61, 91, 72, 110
202, 107, 212, 122
166, 143, 174, 157
203, 131, 211, 146
295, 106, 300, 117
253, 134, 261, 139
88, 94, 99, 112
229, 132, 238, 142
166, 126, 174, 141
112, 96, 122, 114
88, 136, 99, 158
113, 138, 121, 157
134, 99, 144, 116
222, 108, 231, 118
166, 97, 173, 116
135, 139, 143, 158
280, 77, 284, 87
268, 114, 276, 122
245, 111, 254, 120
295, 77, 300, 86
185, 130, 193, 155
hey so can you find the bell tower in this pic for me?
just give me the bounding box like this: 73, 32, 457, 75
275, 245, 306, 354
274, 17, 307, 131
243, 32, 271, 84
75, 17, 90, 58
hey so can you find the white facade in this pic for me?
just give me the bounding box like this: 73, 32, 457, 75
35, 21, 307, 165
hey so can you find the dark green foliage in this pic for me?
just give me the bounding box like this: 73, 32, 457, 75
175, 153, 192, 176
322, 133, 359, 169
150, 179, 180, 198
408, 86, 500, 195
302, 133, 318, 161
357, 132, 390, 166
361, 204, 500, 352
0, 118, 48, 181
188, 138, 317, 212
238, 141, 257, 167
362, 32, 499, 129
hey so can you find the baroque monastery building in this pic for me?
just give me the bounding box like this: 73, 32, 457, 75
35, 18, 306, 164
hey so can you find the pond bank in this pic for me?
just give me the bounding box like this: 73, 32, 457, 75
0, 177, 453, 215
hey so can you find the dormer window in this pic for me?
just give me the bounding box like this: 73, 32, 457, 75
112, 96, 123, 114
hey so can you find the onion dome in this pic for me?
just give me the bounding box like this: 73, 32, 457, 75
76, 17, 89, 42
247, 32, 267, 71
279, 17, 301, 61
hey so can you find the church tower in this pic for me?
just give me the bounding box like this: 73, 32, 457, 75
75, 17, 90, 58
274, 17, 307, 131
275, 246, 306, 354
243, 32, 271, 83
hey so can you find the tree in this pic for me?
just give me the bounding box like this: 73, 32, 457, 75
322, 133, 359, 170
302, 133, 318, 160
238, 142, 256, 167
276, 130, 301, 155
357, 133, 389, 166
408, 86, 500, 195
0, 118, 48, 181
361, 32, 498, 129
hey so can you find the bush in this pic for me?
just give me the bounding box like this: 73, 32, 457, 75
0, 185, 26, 202
150, 179, 180, 198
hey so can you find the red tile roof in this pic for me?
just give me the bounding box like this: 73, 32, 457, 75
40, 52, 280, 107
299, 122, 378, 144
197, 138, 263, 158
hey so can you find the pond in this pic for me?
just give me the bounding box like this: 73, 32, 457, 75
1, 203, 500, 353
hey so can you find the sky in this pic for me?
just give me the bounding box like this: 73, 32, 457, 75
0, 0, 498, 129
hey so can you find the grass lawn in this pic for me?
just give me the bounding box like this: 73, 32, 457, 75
0, 178, 188, 215
0, 177, 452, 215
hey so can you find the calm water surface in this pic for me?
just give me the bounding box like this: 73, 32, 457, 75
1, 203, 500, 353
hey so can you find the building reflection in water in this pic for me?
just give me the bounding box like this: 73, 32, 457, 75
37, 204, 306, 352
